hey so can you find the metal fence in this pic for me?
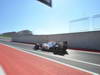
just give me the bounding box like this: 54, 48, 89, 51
69, 14, 100, 33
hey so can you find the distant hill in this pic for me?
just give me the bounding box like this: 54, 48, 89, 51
0, 32, 17, 37
0, 30, 33, 37
17, 30, 33, 35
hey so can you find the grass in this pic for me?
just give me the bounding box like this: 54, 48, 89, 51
0, 35, 11, 38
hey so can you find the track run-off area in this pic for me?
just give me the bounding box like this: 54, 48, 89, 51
0, 39, 100, 75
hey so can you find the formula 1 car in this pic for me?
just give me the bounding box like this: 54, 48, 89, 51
33, 41, 68, 56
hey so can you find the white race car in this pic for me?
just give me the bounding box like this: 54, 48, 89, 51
33, 41, 68, 56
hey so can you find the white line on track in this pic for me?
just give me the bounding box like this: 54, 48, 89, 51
69, 49, 100, 55
0, 43, 99, 75
58, 55, 100, 67
0, 65, 6, 75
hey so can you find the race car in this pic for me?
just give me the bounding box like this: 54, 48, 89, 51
33, 41, 68, 56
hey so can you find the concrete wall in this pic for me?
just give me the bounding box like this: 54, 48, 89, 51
48, 31, 100, 50
12, 34, 48, 43
12, 31, 100, 50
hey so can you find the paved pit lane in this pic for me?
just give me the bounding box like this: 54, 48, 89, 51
0, 40, 100, 74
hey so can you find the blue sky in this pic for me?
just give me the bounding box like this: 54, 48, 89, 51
0, 0, 100, 34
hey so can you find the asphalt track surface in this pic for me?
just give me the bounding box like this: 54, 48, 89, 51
0, 39, 100, 75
